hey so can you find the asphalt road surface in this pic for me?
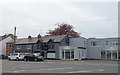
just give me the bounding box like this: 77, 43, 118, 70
1, 60, 118, 73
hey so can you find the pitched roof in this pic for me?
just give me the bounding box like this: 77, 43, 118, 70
7, 35, 67, 44
15, 37, 38, 44
41, 35, 66, 43
0, 35, 10, 41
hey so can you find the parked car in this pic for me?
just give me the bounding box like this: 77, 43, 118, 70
8, 53, 25, 61
0, 54, 8, 59
24, 53, 44, 61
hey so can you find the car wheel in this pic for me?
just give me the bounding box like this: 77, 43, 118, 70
24, 58, 27, 61
34, 58, 38, 62
8, 58, 11, 61
16, 58, 19, 61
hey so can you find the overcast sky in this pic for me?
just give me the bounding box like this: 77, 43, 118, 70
0, 0, 118, 38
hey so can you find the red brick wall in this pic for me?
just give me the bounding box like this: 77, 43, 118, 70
6, 44, 13, 56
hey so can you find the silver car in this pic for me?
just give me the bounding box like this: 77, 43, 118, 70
8, 53, 25, 61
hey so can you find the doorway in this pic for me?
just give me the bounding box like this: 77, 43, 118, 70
41, 52, 44, 57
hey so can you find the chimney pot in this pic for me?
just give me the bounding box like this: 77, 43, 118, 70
38, 34, 41, 39
28, 35, 32, 39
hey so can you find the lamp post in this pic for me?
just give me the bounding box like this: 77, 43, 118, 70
13, 27, 16, 53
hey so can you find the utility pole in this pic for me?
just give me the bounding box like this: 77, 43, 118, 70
13, 27, 16, 53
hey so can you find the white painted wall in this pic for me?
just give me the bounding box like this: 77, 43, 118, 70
0, 36, 12, 55
70, 37, 87, 59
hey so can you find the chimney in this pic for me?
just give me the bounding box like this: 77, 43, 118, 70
28, 35, 32, 40
38, 34, 41, 39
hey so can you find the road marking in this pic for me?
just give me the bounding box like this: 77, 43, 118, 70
41, 67, 73, 70
29, 67, 73, 72
67, 69, 104, 73
88, 63, 118, 66
10, 67, 73, 73
13, 70, 27, 73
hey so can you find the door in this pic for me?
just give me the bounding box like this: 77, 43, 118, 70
41, 52, 44, 57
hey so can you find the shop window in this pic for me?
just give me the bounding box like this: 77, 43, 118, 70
62, 50, 64, 59
71, 50, 74, 59
101, 51, 106, 59
107, 51, 111, 59
119, 51, 120, 59
65, 50, 70, 59
112, 51, 117, 59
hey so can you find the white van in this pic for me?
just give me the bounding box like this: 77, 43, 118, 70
8, 53, 25, 61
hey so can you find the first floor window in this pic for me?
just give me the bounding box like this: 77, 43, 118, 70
27, 45, 32, 49
37, 45, 41, 49
91, 41, 97, 46
48, 45, 54, 49
7, 44, 12, 48
16, 45, 21, 49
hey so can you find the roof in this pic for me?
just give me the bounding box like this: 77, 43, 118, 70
0, 35, 10, 41
7, 35, 67, 44
41, 35, 66, 43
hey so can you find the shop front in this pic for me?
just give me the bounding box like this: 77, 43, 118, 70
59, 46, 87, 60
101, 50, 119, 60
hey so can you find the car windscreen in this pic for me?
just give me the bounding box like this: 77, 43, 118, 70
25, 54, 33, 56
33, 53, 40, 56
13, 54, 18, 56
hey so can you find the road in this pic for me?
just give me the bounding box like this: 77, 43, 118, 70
1, 60, 118, 73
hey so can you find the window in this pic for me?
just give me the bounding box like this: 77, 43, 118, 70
66, 38, 69, 43
7, 44, 12, 48
112, 51, 117, 59
37, 45, 41, 49
91, 41, 97, 46
101, 51, 106, 59
16, 45, 21, 49
42, 45, 48, 50
65, 50, 70, 59
105, 41, 109, 45
112, 41, 118, 46
118, 50, 120, 59
26, 45, 32, 49
48, 45, 54, 49
91, 41, 101, 47
98, 41, 101, 46
84, 41, 86, 46
62, 50, 64, 59
107, 51, 111, 59
71, 50, 74, 59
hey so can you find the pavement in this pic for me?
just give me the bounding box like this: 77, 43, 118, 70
1, 59, 119, 73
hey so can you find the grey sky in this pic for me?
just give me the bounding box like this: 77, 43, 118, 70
0, 0, 118, 38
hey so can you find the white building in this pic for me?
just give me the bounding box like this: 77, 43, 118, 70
0, 35, 12, 55
59, 37, 119, 60
59, 37, 87, 60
